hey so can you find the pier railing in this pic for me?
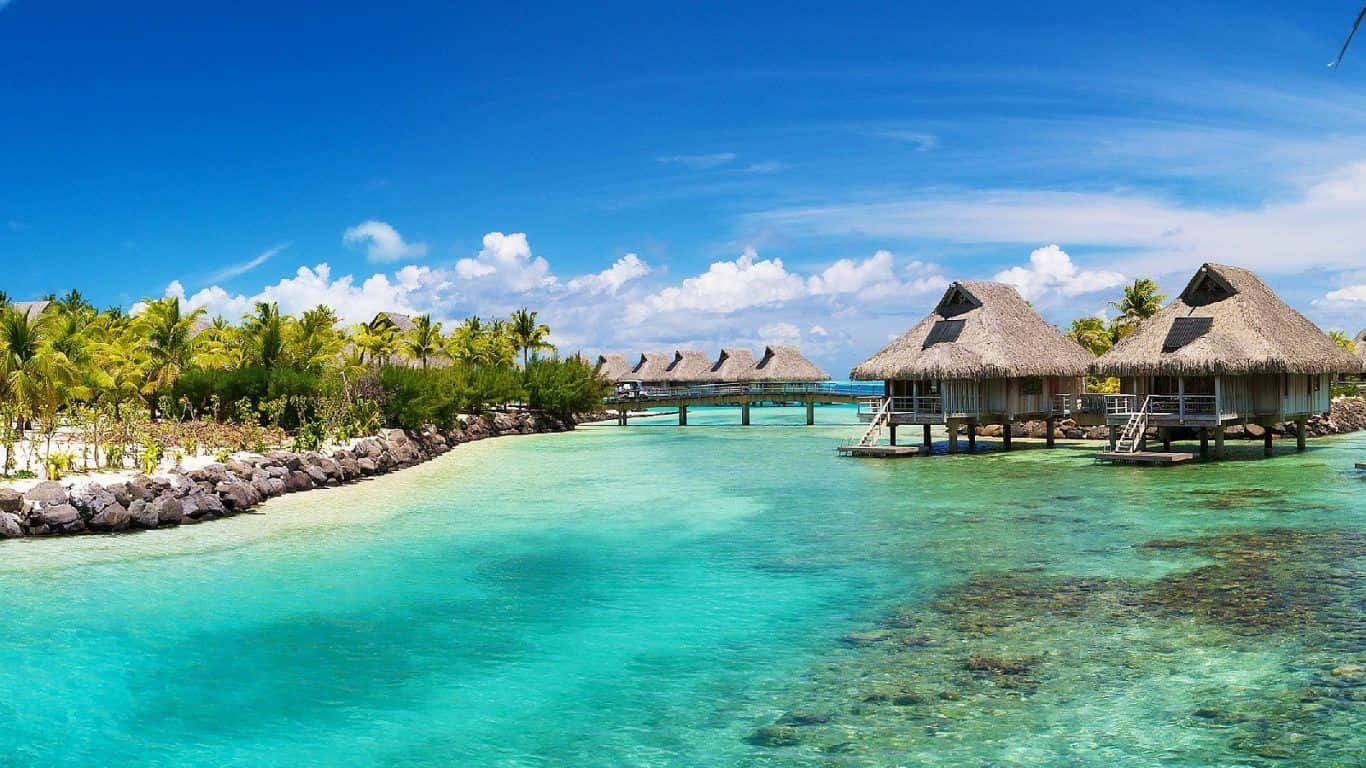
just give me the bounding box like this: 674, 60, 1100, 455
1051, 392, 1225, 421
856, 396, 945, 420
606, 381, 882, 404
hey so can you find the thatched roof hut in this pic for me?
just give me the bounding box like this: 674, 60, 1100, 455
595, 354, 634, 381
850, 280, 1092, 380
709, 348, 760, 382
664, 349, 717, 383
629, 352, 672, 382
372, 311, 415, 332
1093, 264, 1361, 377
11, 300, 50, 320
754, 346, 829, 382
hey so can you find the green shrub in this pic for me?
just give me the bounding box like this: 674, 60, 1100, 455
523, 356, 610, 421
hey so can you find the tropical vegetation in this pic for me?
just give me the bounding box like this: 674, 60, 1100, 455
0, 294, 607, 479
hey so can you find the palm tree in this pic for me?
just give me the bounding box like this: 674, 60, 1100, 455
350, 320, 399, 367
1107, 278, 1165, 333
243, 301, 285, 369
1328, 330, 1357, 355
290, 305, 342, 372
510, 308, 553, 367
138, 296, 205, 406
1065, 316, 1113, 356
0, 307, 77, 470
404, 314, 443, 369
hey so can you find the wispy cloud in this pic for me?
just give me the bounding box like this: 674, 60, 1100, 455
744, 160, 786, 174
656, 152, 737, 170
204, 242, 290, 284
0, 1, 13, 10
870, 129, 939, 151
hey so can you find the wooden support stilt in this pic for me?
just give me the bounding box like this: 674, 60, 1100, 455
1002, 423, 1012, 451
1161, 428, 1171, 452
1263, 427, 1273, 457
1045, 417, 1056, 448
1200, 428, 1209, 456
948, 421, 959, 454
1108, 424, 1118, 451
1296, 418, 1306, 451
922, 424, 932, 451
889, 424, 897, 446
619, 408, 627, 426
805, 401, 814, 426
678, 405, 687, 426
1214, 425, 1225, 459
967, 423, 976, 453
741, 402, 751, 426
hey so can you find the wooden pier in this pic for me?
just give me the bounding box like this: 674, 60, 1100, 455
1096, 451, 1196, 465
836, 444, 919, 458
605, 382, 880, 426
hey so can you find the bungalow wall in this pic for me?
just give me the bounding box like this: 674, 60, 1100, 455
890, 376, 1081, 419
1119, 373, 1330, 420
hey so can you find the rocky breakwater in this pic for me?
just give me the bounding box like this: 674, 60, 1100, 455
0, 411, 570, 540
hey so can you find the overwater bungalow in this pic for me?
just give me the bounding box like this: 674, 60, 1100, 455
850, 280, 1092, 452
1091, 263, 1361, 458
709, 348, 760, 382
595, 354, 634, 382
627, 352, 672, 385
663, 349, 717, 385
753, 345, 829, 382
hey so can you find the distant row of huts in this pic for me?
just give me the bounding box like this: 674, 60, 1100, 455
593, 346, 830, 385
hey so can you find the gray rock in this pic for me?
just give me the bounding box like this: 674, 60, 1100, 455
88, 503, 131, 532
215, 481, 254, 510
305, 466, 329, 486
109, 483, 132, 507
153, 495, 183, 525
285, 471, 312, 492
0, 488, 24, 513
252, 477, 276, 498
317, 457, 342, 480
128, 499, 159, 528
24, 481, 68, 507
356, 457, 378, 475
0, 512, 23, 538
126, 477, 155, 501
40, 503, 80, 527
267, 477, 286, 496
195, 493, 226, 517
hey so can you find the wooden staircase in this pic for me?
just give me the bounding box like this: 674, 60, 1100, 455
1113, 396, 1151, 453
838, 398, 917, 457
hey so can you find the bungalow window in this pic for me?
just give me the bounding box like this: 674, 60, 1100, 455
1021, 377, 1043, 395
1308, 376, 1320, 395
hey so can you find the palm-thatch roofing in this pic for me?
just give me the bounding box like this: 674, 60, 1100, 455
595, 353, 634, 381
663, 349, 717, 383
1355, 329, 1366, 372
372, 311, 415, 332
629, 352, 672, 382
11, 300, 50, 320
1093, 263, 1361, 377
710, 348, 760, 382
851, 280, 1092, 381
754, 345, 829, 382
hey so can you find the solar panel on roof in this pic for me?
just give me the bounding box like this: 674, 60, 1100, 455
923, 319, 965, 348
1162, 316, 1213, 352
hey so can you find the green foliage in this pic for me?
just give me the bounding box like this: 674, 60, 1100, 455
523, 356, 610, 420
377, 366, 466, 430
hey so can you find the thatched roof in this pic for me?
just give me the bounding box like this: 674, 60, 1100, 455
373, 311, 415, 332
595, 353, 634, 381
629, 352, 672, 382
11, 300, 49, 320
754, 345, 829, 382
851, 280, 1092, 380
664, 349, 717, 383
710, 348, 760, 381
1093, 264, 1361, 377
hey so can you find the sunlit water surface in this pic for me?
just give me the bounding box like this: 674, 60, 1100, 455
1, 406, 1362, 767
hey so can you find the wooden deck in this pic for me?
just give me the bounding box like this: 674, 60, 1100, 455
837, 445, 920, 458
1096, 451, 1196, 465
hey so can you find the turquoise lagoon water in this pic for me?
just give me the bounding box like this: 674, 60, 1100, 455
0, 405, 1362, 767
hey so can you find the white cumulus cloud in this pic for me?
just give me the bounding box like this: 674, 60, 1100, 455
161, 263, 436, 324
993, 244, 1126, 303
455, 232, 556, 291
625, 247, 807, 323
566, 252, 650, 294
343, 220, 428, 263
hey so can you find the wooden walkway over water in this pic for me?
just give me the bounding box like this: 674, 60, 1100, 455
602, 382, 882, 425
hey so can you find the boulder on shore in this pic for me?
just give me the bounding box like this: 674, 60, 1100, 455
24, 481, 68, 508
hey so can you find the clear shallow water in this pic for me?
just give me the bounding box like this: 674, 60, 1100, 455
1, 406, 1362, 767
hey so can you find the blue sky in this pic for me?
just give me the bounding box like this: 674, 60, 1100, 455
2, 0, 1365, 372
